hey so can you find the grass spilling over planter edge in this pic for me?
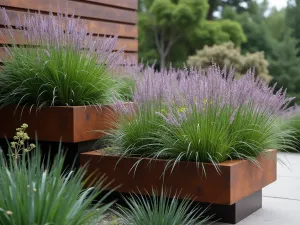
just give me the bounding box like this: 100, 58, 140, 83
107, 65, 295, 168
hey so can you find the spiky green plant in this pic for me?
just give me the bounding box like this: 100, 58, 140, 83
0, 145, 112, 225
113, 190, 211, 225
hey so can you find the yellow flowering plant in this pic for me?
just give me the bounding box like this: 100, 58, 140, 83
9, 123, 35, 164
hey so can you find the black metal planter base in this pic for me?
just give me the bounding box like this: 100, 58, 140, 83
199, 190, 262, 224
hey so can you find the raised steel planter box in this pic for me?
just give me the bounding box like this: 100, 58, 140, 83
0, 103, 132, 167
0, 104, 131, 142
80, 149, 277, 223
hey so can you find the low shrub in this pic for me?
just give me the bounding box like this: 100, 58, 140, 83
187, 42, 272, 82
0, 8, 125, 107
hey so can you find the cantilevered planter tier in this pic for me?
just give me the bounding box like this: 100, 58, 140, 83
0, 104, 132, 166
0, 104, 129, 142
80, 149, 277, 224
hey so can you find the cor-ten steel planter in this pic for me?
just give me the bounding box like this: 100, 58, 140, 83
0, 104, 132, 143
80, 149, 277, 224
0, 103, 132, 168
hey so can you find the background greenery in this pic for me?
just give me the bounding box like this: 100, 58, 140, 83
138, 0, 300, 103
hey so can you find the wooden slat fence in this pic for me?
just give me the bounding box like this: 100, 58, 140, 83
0, 0, 138, 62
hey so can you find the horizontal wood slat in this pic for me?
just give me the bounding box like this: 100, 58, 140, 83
76, 0, 138, 10
0, 0, 137, 24
0, 47, 138, 62
0, 0, 138, 64
0, 10, 138, 38
0, 28, 138, 51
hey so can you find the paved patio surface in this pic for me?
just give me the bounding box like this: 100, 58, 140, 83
215, 152, 300, 225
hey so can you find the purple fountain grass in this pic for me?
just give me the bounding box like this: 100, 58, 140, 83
122, 64, 292, 117
110, 64, 295, 163
0, 8, 126, 107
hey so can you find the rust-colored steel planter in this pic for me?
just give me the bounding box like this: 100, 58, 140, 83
80, 150, 277, 223
0, 104, 131, 143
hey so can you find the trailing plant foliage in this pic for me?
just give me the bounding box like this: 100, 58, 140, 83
0, 8, 125, 107
0, 126, 112, 225
113, 190, 210, 225
109, 64, 294, 166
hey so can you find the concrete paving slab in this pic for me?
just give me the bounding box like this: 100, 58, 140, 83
277, 163, 300, 178
212, 152, 300, 225
212, 197, 300, 225
278, 152, 300, 165
263, 177, 300, 200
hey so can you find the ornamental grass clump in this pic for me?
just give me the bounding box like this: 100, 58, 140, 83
0, 8, 124, 107
113, 190, 211, 225
0, 126, 112, 225
110, 65, 295, 166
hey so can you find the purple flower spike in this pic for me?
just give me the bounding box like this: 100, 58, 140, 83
128, 63, 293, 126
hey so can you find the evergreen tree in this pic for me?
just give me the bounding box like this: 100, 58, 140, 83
269, 34, 300, 102
207, 0, 253, 20
286, 0, 300, 55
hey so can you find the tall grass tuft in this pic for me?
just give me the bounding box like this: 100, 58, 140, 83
0, 145, 112, 225
113, 190, 211, 225
0, 8, 124, 107
109, 65, 295, 166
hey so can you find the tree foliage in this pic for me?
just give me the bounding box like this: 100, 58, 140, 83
269, 34, 300, 101
207, 0, 253, 19
190, 19, 246, 49
167, 19, 246, 67
286, 0, 300, 54
222, 2, 273, 55
221, 0, 300, 102
266, 8, 287, 41
138, 0, 246, 68
139, 0, 209, 68
187, 42, 272, 82
138, 0, 300, 103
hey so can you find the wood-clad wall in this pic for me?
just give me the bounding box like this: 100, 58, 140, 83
0, 0, 138, 63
